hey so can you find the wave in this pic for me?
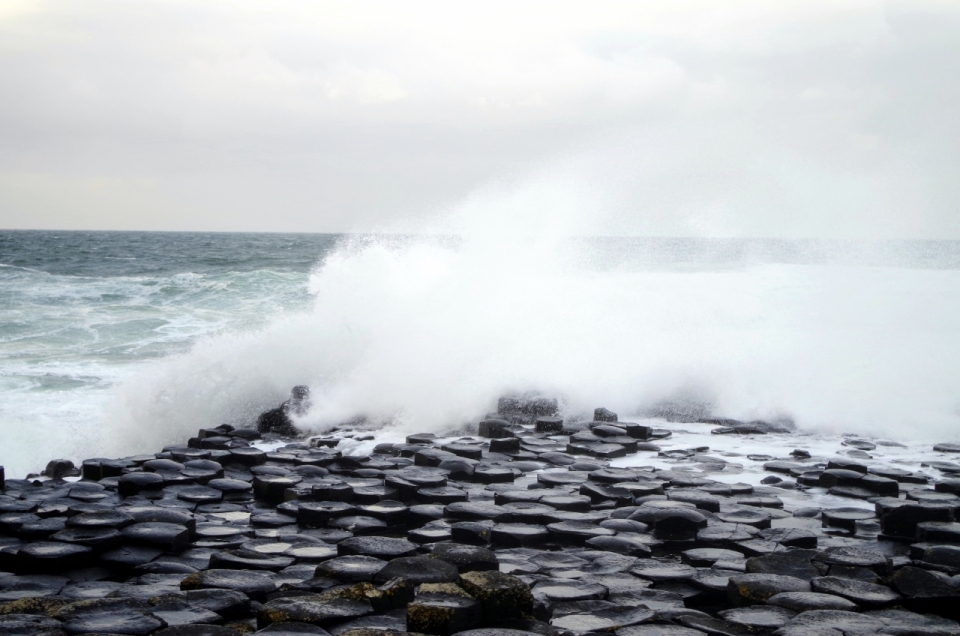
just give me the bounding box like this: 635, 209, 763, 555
105, 230, 960, 460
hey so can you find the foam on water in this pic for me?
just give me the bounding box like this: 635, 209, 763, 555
109, 228, 960, 460
3, 209, 960, 477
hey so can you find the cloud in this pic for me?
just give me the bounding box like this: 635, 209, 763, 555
0, 0, 957, 237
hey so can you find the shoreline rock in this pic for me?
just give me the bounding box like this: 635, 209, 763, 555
1, 396, 960, 635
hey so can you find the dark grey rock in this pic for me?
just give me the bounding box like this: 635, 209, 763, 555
374, 556, 459, 585
338, 536, 417, 559
316, 556, 386, 582
811, 576, 900, 607
719, 605, 794, 630
407, 593, 482, 636
258, 596, 373, 629
766, 592, 858, 612
180, 569, 276, 601
728, 574, 809, 605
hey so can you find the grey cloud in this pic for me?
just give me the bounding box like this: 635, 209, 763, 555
0, 0, 957, 237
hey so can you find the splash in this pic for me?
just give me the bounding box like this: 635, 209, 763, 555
106, 186, 960, 454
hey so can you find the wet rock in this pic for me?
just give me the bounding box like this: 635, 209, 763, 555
551, 606, 654, 634
489, 524, 548, 548
585, 535, 654, 557
866, 608, 960, 636
547, 521, 615, 545
430, 544, 498, 573
0, 613, 66, 636
616, 625, 705, 636
210, 549, 294, 571
258, 596, 374, 629
821, 507, 876, 532
478, 420, 515, 439
122, 522, 191, 553
631, 562, 697, 583
338, 537, 418, 559
458, 571, 533, 620
746, 550, 822, 580
182, 589, 250, 620
728, 574, 809, 605
682, 548, 744, 567
320, 579, 413, 612
775, 609, 884, 635
935, 444, 960, 453
154, 627, 242, 636
766, 592, 859, 612
650, 509, 707, 541
918, 521, 960, 543
298, 502, 357, 528
594, 408, 618, 422
373, 556, 459, 585
407, 593, 482, 636
757, 528, 817, 550
719, 605, 795, 631
52, 526, 124, 549
715, 508, 771, 529
316, 556, 387, 583
63, 608, 164, 635
126, 506, 196, 530
817, 546, 889, 575
888, 566, 960, 617
180, 569, 276, 601
445, 502, 507, 523
878, 500, 954, 538
44, 459, 78, 479
532, 580, 606, 607
118, 472, 166, 497
539, 495, 591, 512
16, 541, 92, 573
811, 576, 900, 607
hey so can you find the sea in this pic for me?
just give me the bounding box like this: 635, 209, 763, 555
2, 230, 960, 478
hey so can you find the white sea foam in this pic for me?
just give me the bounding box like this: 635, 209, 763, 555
103, 187, 960, 459
4, 191, 960, 477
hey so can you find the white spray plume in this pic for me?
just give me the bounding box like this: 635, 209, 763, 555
102, 174, 960, 457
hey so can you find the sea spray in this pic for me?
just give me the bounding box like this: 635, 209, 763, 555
109, 228, 960, 454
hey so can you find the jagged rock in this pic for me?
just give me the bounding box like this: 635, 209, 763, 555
478, 420, 515, 439
44, 459, 78, 479
257, 386, 309, 436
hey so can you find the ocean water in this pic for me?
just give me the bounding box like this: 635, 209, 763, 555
2, 230, 960, 478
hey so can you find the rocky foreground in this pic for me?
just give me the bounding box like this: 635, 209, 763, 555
3, 397, 960, 635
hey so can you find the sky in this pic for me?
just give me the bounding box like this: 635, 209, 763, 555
0, 0, 958, 238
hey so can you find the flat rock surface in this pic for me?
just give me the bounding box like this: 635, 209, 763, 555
3, 402, 960, 635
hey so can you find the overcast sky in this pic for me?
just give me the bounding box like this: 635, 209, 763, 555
0, 0, 958, 238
